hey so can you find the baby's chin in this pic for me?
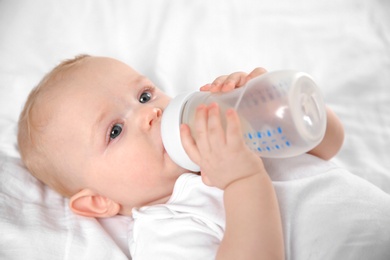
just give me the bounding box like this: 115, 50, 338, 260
163, 153, 192, 176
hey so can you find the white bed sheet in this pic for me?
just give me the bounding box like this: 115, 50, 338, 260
1, 0, 389, 259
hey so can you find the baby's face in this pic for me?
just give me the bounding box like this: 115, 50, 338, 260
46, 57, 186, 214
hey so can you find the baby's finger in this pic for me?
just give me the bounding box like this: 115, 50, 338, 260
180, 124, 201, 165
209, 75, 228, 92
193, 105, 211, 153
245, 67, 267, 83
221, 72, 248, 92
200, 84, 212, 91
207, 103, 226, 148
225, 108, 244, 148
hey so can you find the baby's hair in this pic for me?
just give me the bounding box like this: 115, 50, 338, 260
17, 54, 91, 197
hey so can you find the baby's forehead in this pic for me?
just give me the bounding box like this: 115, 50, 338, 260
36, 56, 157, 122
28, 56, 145, 156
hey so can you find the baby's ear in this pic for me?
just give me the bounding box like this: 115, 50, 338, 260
69, 189, 121, 218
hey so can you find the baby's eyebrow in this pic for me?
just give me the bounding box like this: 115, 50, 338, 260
136, 75, 154, 87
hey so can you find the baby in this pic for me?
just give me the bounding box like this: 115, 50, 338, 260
17, 55, 344, 259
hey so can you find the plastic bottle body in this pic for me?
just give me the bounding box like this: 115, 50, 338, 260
161, 70, 327, 171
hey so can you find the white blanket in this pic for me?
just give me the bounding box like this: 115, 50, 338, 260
1, 0, 390, 259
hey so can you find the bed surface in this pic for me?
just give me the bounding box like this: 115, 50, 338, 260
1, 0, 390, 259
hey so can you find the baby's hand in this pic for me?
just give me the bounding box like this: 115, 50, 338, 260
180, 103, 266, 190
200, 67, 267, 93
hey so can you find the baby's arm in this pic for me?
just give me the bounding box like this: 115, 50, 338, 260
180, 104, 284, 260
202, 68, 345, 160
307, 107, 344, 160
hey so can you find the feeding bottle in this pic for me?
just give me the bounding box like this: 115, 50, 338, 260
161, 70, 327, 172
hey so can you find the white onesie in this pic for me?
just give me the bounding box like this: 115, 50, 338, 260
129, 173, 224, 259
128, 154, 390, 260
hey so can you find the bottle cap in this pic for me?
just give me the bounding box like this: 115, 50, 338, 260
161, 91, 201, 172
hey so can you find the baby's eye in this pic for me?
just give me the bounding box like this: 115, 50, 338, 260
139, 91, 152, 103
110, 124, 123, 140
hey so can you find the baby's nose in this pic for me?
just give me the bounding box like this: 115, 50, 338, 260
140, 107, 162, 131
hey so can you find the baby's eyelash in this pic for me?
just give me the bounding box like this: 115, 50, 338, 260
138, 86, 156, 103
141, 85, 155, 95
106, 121, 124, 144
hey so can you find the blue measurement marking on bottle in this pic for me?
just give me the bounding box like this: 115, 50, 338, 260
244, 126, 291, 153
